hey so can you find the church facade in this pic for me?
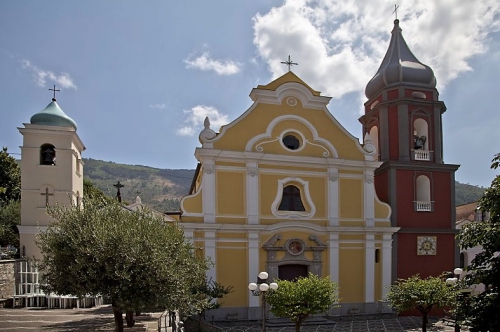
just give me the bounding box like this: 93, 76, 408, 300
179, 72, 398, 318
180, 19, 458, 319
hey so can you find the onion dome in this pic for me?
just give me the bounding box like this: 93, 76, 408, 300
365, 19, 437, 99
30, 98, 77, 130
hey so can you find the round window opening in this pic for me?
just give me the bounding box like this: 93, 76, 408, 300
283, 135, 300, 150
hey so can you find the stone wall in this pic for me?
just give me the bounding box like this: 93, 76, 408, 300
185, 317, 223, 332
0, 260, 16, 306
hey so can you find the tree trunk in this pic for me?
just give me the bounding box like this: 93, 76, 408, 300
295, 315, 308, 332
198, 312, 203, 332
422, 312, 428, 332
126, 310, 135, 327
112, 304, 124, 332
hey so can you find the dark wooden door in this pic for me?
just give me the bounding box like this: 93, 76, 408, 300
278, 264, 308, 281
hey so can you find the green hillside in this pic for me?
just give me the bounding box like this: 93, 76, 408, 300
83, 158, 486, 212
455, 182, 486, 206
83, 158, 194, 212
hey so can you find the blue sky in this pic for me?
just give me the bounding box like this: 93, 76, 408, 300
1, 0, 499, 188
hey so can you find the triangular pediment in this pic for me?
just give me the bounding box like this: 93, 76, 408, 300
256, 71, 321, 96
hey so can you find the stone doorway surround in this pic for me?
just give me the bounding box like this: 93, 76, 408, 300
263, 234, 327, 281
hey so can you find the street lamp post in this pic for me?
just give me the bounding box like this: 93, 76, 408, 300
446, 267, 464, 332
248, 271, 278, 332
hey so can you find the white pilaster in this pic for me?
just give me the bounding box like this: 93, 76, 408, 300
328, 168, 339, 226
382, 234, 393, 299
184, 230, 194, 244
246, 162, 259, 225
202, 159, 216, 223
248, 232, 260, 307
205, 231, 216, 282
365, 234, 375, 302
364, 170, 375, 227
329, 233, 339, 283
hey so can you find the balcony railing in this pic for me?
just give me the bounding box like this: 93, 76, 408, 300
415, 201, 433, 212
413, 149, 432, 161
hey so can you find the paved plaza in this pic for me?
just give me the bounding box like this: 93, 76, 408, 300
0, 306, 468, 331
0, 305, 160, 331
217, 317, 466, 331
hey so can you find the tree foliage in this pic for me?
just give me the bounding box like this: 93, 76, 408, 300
83, 178, 113, 202
266, 273, 339, 332
456, 153, 500, 331
0, 147, 21, 204
0, 148, 21, 250
37, 196, 209, 332
386, 274, 456, 332
191, 278, 233, 331
0, 200, 20, 248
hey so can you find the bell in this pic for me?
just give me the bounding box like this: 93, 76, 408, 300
41, 148, 55, 165
414, 135, 426, 150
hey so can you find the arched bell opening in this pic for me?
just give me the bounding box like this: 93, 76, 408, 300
412, 118, 429, 161
40, 143, 56, 165
415, 175, 432, 211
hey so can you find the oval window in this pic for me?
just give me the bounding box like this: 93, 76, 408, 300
282, 135, 300, 150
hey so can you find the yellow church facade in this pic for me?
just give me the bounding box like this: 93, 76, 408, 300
180, 72, 399, 319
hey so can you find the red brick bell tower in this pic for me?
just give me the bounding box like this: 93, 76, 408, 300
359, 19, 460, 281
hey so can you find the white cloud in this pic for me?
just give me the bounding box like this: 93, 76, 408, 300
21, 60, 77, 89
177, 105, 229, 136
253, 0, 500, 99
184, 52, 241, 75
149, 103, 166, 110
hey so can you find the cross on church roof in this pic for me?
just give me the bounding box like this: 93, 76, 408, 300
49, 85, 60, 101
393, 4, 400, 20
114, 181, 124, 203
281, 55, 298, 72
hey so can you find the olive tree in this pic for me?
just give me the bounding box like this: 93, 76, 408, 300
386, 274, 457, 332
37, 196, 209, 332
456, 153, 500, 331
266, 273, 339, 332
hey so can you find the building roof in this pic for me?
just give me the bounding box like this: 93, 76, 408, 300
30, 99, 77, 130
125, 196, 177, 222
456, 202, 478, 222
365, 19, 437, 99
256, 71, 321, 96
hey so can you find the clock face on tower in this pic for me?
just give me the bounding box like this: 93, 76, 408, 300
417, 236, 437, 255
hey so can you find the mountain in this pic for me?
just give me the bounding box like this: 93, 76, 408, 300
455, 182, 486, 207
83, 158, 195, 212
83, 158, 486, 212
